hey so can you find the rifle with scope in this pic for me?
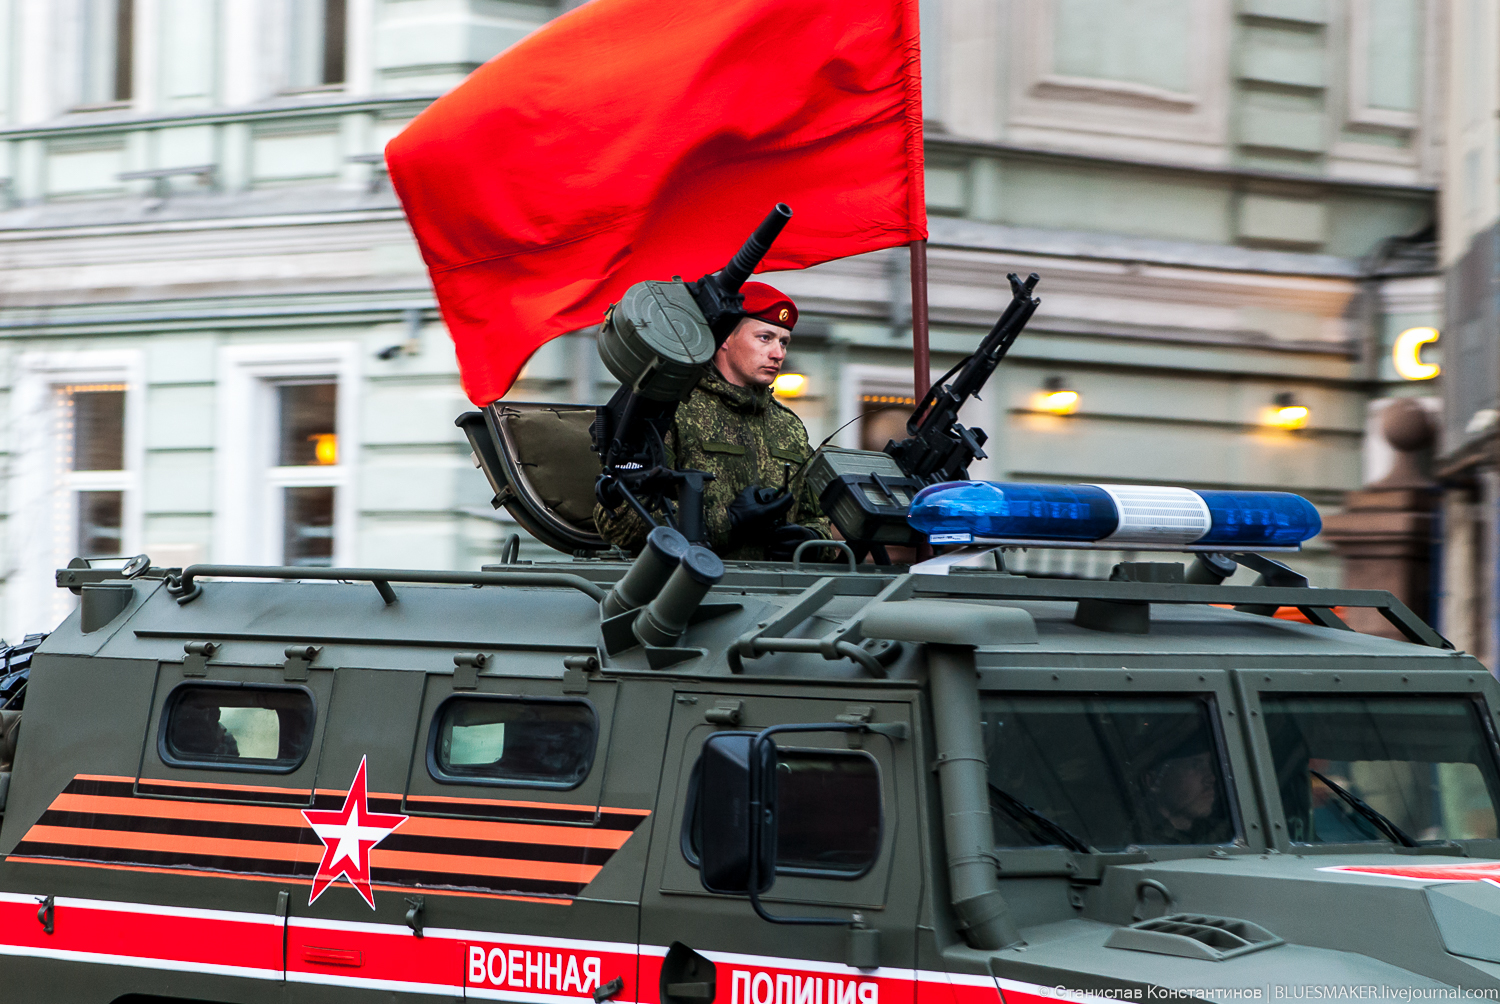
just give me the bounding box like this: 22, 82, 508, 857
591, 204, 794, 545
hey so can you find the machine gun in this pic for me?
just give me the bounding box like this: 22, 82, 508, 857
591, 204, 794, 544
885, 271, 1040, 482
805, 272, 1041, 548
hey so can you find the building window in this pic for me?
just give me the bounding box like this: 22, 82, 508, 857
859, 392, 915, 451
80, 0, 134, 105
58, 383, 130, 560
217, 343, 357, 570
271, 382, 339, 567
288, 0, 347, 89
11, 353, 142, 636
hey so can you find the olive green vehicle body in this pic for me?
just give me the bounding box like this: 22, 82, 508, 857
0, 558, 1498, 1004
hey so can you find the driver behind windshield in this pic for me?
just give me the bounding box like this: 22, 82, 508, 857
1141, 740, 1234, 845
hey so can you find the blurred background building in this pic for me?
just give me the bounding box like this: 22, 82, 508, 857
0, 0, 1446, 640
1436, 1, 1499, 664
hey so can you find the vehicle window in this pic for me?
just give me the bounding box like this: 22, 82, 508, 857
683, 747, 882, 877
430, 697, 596, 788
981, 694, 1236, 851
161, 684, 315, 771
1262, 695, 1500, 844
774, 750, 881, 875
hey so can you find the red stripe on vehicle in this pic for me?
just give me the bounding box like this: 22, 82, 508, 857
0, 894, 282, 978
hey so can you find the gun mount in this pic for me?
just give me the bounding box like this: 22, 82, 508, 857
808, 272, 1042, 551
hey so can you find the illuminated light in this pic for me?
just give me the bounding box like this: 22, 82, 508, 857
1268, 405, 1310, 430
309, 433, 338, 465
1392, 326, 1440, 381
61, 381, 127, 393
772, 373, 808, 398
1036, 389, 1080, 415
908, 481, 1321, 549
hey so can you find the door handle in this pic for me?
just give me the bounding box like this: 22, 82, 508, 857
668, 983, 714, 999
594, 976, 625, 1002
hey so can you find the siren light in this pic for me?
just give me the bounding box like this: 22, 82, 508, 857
908, 481, 1321, 550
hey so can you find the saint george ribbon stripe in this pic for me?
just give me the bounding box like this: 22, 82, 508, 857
36, 804, 633, 858
42, 798, 635, 853
10, 774, 648, 900
18, 828, 611, 883
74, 773, 651, 827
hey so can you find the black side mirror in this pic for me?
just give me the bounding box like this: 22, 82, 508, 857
697, 732, 776, 895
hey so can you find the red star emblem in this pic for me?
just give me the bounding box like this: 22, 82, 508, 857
302, 756, 408, 908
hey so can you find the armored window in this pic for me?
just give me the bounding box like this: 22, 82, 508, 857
160, 684, 316, 772
981, 694, 1238, 851
1262, 695, 1500, 845
684, 747, 882, 878
428, 697, 598, 789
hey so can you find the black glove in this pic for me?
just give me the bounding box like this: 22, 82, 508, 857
765, 523, 821, 563
727, 484, 795, 549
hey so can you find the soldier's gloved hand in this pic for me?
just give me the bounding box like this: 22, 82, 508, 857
765, 524, 822, 563
727, 484, 795, 549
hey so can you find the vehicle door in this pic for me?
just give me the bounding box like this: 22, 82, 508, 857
642, 689, 920, 1004
282, 663, 466, 999
294, 661, 652, 1002
76, 646, 330, 993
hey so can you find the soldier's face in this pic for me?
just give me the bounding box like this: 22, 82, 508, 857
716, 317, 791, 388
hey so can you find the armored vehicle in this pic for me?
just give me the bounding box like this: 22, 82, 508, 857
0, 534, 1498, 1004
1, 234, 1495, 1003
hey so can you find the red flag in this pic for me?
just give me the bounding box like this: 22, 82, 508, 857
387, 0, 925, 406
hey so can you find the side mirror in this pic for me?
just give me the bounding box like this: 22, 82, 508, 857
697, 732, 777, 895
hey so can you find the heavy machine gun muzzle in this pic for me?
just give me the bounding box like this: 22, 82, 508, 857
592, 204, 794, 544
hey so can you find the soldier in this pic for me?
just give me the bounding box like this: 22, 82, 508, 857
594, 282, 833, 561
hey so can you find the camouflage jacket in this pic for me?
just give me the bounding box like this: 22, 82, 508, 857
593, 367, 833, 559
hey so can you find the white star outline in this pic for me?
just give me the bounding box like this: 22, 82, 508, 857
301, 755, 408, 908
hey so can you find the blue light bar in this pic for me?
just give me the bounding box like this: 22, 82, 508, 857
1194, 490, 1322, 546
908, 481, 1321, 549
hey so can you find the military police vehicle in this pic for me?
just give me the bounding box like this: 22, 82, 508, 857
2, 215, 1498, 1004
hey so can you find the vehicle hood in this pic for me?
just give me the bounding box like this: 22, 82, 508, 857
983, 855, 1500, 1000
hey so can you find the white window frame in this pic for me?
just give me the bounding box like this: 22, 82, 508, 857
216, 342, 359, 567
56, 0, 133, 110
837, 364, 928, 450
9, 349, 145, 635
838, 361, 997, 478
281, 0, 346, 93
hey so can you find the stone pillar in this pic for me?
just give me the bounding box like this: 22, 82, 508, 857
1321, 398, 1439, 639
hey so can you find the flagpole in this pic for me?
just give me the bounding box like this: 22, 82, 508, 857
910, 239, 930, 400
909, 238, 934, 561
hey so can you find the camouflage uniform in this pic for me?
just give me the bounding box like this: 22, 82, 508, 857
594, 366, 833, 559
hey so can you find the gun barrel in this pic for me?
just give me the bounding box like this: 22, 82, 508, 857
720, 204, 793, 293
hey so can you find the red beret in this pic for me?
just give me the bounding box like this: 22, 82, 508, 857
738, 281, 797, 332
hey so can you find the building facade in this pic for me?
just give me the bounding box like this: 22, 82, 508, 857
0, 0, 1444, 640
1436, 1, 1500, 663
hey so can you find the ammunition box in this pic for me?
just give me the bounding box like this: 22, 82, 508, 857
805, 446, 924, 544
